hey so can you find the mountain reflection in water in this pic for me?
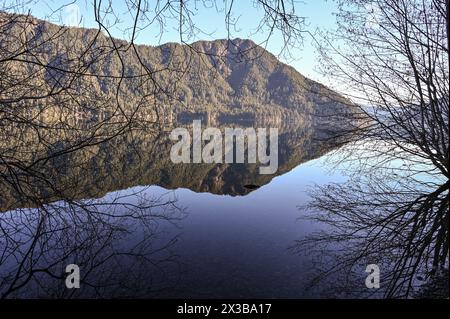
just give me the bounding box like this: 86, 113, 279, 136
0, 119, 342, 298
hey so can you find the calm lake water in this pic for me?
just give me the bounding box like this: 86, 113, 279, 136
122, 154, 345, 298
0, 121, 351, 298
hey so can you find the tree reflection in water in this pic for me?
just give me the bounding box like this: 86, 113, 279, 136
293, 141, 448, 299
0, 188, 185, 298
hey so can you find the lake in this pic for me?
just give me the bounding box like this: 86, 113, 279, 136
0, 120, 353, 298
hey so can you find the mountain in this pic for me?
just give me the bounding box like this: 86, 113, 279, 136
0, 12, 354, 126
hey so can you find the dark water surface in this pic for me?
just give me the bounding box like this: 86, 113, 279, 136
0, 122, 348, 298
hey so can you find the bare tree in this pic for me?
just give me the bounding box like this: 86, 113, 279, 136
294, 0, 449, 298
0, 0, 308, 209
0, 0, 310, 298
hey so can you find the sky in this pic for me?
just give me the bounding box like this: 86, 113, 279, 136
5, 0, 339, 84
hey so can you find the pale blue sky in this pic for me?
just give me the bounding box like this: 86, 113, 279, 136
8, 0, 339, 83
